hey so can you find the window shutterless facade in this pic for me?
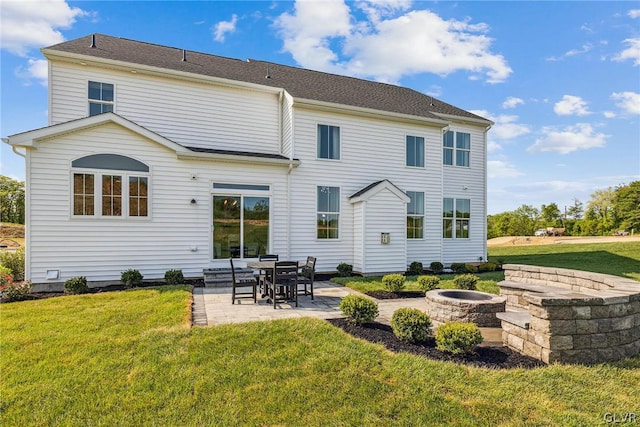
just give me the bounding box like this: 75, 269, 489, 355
406, 135, 425, 167
317, 186, 340, 239
443, 131, 470, 167
88, 81, 114, 116
406, 191, 424, 239
443, 198, 470, 238
317, 124, 340, 160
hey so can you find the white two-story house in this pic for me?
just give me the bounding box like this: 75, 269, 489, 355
4, 34, 493, 287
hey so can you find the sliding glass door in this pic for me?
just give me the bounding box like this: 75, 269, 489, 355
213, 195, 269, 259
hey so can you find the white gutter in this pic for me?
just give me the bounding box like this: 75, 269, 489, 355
176, 150, 300, 167
432, 112, 494, 126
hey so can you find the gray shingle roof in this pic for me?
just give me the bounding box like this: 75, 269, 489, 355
44, 34, 490, 123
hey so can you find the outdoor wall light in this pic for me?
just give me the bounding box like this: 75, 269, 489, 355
190, 198, 197, 205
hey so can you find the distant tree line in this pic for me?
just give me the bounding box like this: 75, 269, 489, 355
488, 181, 640, 238
1, 175, 25, 225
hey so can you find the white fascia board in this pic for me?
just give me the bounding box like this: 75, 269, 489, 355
291, 97, 449, 128
177, 151, 301, 168
6, 112, 189, 154
432, 112, 494, 127
349, 180, 410, 204
42, 50, 283, 95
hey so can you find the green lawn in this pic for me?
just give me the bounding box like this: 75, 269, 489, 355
2, 286, 639, 425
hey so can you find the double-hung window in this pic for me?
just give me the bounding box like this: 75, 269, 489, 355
317, 186, 340, 239
443, 198, 470, 238
407, 191, 424, 239
406, 135, 425, 167
443, 131, 470, 167
88, 81, 114, 116
317, 124, 340, 160
72, 154, 149, 219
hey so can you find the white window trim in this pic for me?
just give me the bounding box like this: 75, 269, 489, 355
406, 190, 425, 239
443, 197, 470, 239
316, 124, 341, 161
88, 80, 115, 116
70, 169, 151, 220
443, 131, 471, 168
316, 185, 341, 241
405, 135, 425, 169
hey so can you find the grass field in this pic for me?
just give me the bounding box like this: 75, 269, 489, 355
2, 284, 640, 425
332, 272, 502, 294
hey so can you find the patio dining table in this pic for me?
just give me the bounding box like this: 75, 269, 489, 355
247, 260, 299, 307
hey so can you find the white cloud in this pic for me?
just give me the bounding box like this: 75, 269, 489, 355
613, 38, 640, 66
603, 111, 616, 119
15, 58, 48, 86
528, 123, 609, 154
502, 96, 524, 109
546, 43, 594, 62
611, 91, 640, 115
213, 14, 238, 43
1, 0, 87, 56
487, 160, 523, 178
274, 1, 512, 83
628, 9, 640, 19
554, 95, 591, 116
424, 85, 442, 98
470, 110, 531, 141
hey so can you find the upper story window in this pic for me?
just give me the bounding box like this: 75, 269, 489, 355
443, 131, 471, 167
317, 124, 340, 160
443, 198, 470, 239
406, 135, 425, 167
317, 186, 340, 239
406, 191, 424, 239
88, 81, 114, 116
72, 154, 149, 219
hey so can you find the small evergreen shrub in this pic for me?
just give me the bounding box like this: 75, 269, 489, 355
435, 321, 483, 354
391, 308, 432, 343
429, 261, 444, 274
382, 274, 405, 292
453, 274, 479, 290
465, 263, 479, 273
164, 269, 184, 285
0, 247, 25, 281
478, 261, 498, 273
0, 265, 13, 288
2, 280, 32, 302
408, 261, 423, 276
336, 263, 353, 277
338, 294, 379, 325
121, 269, 143, 288
417, 275, 440, 292
450, 263, 467, 274
64, 276, 89, 295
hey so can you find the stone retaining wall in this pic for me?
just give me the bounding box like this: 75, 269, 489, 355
498, 264, 640, 364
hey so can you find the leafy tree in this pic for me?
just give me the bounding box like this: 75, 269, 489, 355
584, 187, 616, 235
0, 175, 25, 224
566, 198, 584, 220
540, 203, 562, 227
614, 181, 640, 233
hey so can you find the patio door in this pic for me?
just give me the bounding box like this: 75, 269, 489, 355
213, 195, 269, 259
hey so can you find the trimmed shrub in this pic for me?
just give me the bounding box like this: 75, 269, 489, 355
382, 274, 405, 292
417, 275, 440, 292
453, 274, 479, 290
336, 263, 353, 277
121, 269, 143, 288
435, 321, 483, 354
408, 261, 423, 276
64, 276, 89, 295
164, 269, 184, 285
391, 308, 432, 343
465, 263, 479, 273
338, 294, 379, 325
478, 261, 498, 273
429, 261, 444, 274
0, 247, 25, 281
450, 263, 467, 274
0, 265, 13, 288
2, 280, 32, 302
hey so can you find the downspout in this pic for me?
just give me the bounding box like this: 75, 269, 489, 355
287, 95, 295, 260
483, 124, 492, 261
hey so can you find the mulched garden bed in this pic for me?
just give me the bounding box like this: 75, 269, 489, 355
327, 318, 545, 369
365, 290, 425, 299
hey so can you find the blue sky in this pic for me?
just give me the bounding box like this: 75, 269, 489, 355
1, 0, 639, 214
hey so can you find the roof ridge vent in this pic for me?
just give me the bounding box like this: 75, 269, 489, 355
90, 34, 96, 48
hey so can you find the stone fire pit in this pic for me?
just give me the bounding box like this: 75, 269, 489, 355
425, 289, 506, 327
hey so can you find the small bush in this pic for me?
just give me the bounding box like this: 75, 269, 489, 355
391, 308, 432, 343
429, 262, 444, 274
64, 276, 89, 295
435, 321, 483, 354
450, 263, 467, 274
465, 263, 479, 273
336, 263, 353, 277
0, 265, 14, 288
382, 274, 405, 292
478, 261, 498, 273
121, 269, 143, 288
0, 247, 25, 281
408, 261, 423, 276
2, 280, 32, 302
164, 269, 184, 285
417, 275, 440, 292
338, 294, 378, 325
453, 274, 479, 290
